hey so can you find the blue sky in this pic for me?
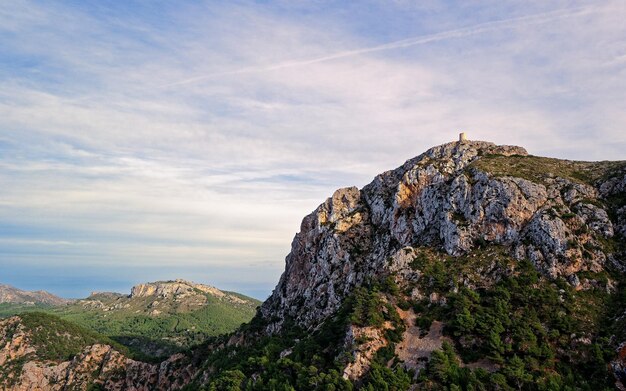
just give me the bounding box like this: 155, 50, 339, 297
1, 1, 625, 299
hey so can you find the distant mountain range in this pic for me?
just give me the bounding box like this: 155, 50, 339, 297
0, 283, 71, 306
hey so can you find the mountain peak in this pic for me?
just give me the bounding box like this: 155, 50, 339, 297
426, 139, 527, 158
399, 140, 528, 177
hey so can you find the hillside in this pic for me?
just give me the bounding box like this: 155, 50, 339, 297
50, 279, 260, 357
0, 279, 260, 359
0, 285, 71, 320
0, 312, 195, 390
4, 139, 626, 390
0, 284, 71, 307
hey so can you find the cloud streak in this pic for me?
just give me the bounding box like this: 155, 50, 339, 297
160, 4, 597, 88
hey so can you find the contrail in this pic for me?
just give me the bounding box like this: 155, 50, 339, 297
160, 6, 594, 88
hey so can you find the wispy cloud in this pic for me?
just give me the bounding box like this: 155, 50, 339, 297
160, 4, 597, 88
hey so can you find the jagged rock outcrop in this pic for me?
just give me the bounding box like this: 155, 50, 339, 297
600, 169, 626, 238
261, 141, 624, 332
342, 322, 393, 380
261, 186, 374, 330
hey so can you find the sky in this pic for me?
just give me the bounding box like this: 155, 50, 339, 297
1, 1, 625, 300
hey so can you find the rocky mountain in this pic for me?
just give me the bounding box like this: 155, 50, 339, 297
2, 139, 625, 390
0, 284, 71, 306
260, 141, 624, 332
242, 140, 625, 389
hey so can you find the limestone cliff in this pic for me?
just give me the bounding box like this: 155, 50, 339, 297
261, 140, 625, 331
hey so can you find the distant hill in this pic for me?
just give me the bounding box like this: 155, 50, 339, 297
54, 279, 261, 357
0, 284, 71, 306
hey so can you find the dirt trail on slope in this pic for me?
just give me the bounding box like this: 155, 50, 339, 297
394, 307, 499, 374
395, 307, 447, 372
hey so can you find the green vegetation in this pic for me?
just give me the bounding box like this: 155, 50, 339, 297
0, 302, 54, 317
195, 312, 352, 390
471, 154, 626, 186
52, 294, 258, 357
180, 242, 624, 390
179, 279, 414, 390
17, 312, 129, 361
406, 246, 621, 390
350, 287, 385, 327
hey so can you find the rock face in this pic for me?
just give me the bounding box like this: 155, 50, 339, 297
261, 141, 623, 331
130, 279, 247, 304
600, 170, 626, 239
0, 284, 71, 306
0, 316, 196, 390
342, 322, 393, 380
